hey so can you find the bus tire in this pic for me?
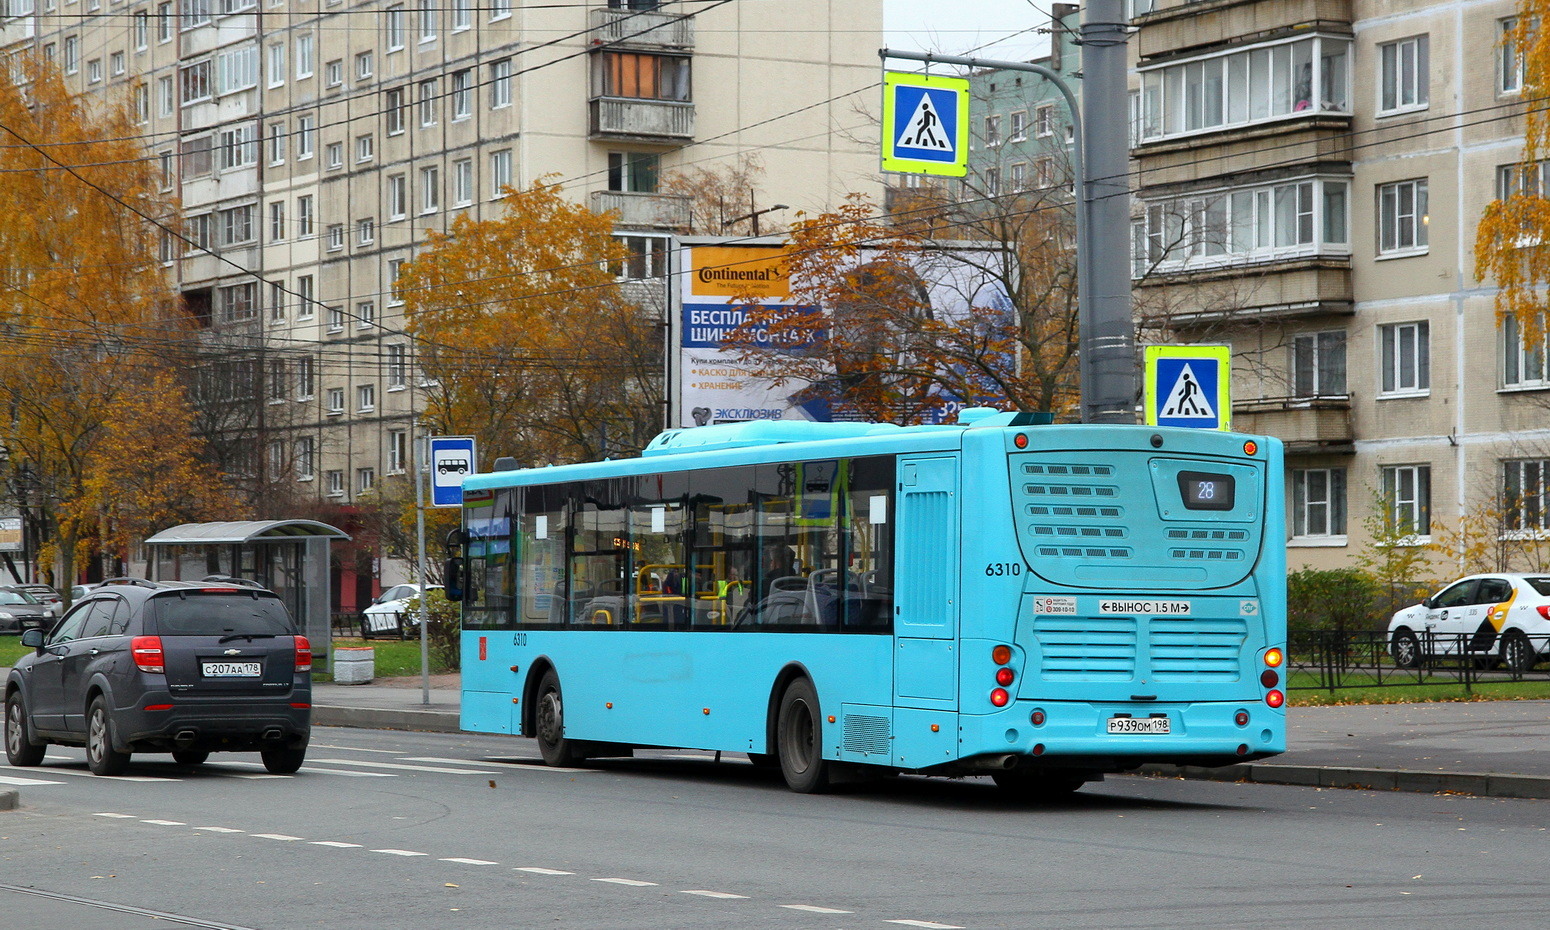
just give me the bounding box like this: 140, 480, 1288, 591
776, 678, 830, 793
991, 768, 1089, 799
535, 670, 586, 767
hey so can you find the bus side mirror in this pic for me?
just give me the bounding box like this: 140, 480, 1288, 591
444, 557, 464, 602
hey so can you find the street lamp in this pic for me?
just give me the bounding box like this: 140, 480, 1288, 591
722, 203, 788, 237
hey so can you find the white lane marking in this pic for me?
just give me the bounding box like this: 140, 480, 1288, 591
681, 890, 749, 900
886, 922, 966, 929
95, 812, 138, 819
440, 858, 499, 866
212, 761, 395, 778
516, 868, 574, 876
593, 878, 658, 887
0, 774, 65, 786
397, 757, 500, 766
18, 766, 168, 782
311, 841, 363, 848
310, 758, 498, 775
191, 827, 245, 833
372, 849, 428, 857
251, 834, 305, 841
309, 744, 403, 753
233, 774, 291, 780
781, 905, 854, 914
140, 819, 186, 826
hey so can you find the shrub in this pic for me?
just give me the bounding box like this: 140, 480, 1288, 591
1287, 568, 1383, 634
405, 589, 461, 671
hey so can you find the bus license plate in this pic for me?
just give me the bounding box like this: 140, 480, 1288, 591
1108, 716, 1170, 735
202, 662, 261, 678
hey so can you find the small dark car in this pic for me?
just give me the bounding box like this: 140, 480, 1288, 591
0, 586, 54, 633
4, 579, 312, 775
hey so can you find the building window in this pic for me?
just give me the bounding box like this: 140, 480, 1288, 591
219, 282, 257, 322
451, 0, 470, 30
420, 165, 439, 213
489, 149, 513, 197
180, 59, 212, 103
266, 41, 284, 88
327, 224, 345, 251
417, 0, 436, 42
386, 4, 405, 51
297, 274, 315, 319
325, 59, 343, 88
326, 386, 345, 413
63, 35, 78, 73
356, 134, 373, 163
358, 217, 376, 245
268, 359, 285, 400
386, 87, 405, 135
110, 51, 125, 77
1501, 17, 1524, 96
87, 58, 102, 84
1378, 36, 1428, 114
268, 200, 285, 241
1138, 35, 1350, 142
356, 50, 373, 81
159, 151, 175, 191
357, 300, 376, 327
1036, 103, 1055, 138
218, 125, 256, 169
1377, 178, 1428, 255
491, 59, 512, 108
1497, 160, 1548, 200
357, 383, 376, 411
489, 0, 509, 21
358, 468, 376, 493
267, 121, 285, 164
1503, 313, 1549, 388
453, 159, 473, 206
1381, 464, 1431, 537
296, 195, 314, 237
597, 51, 691, 101
295, 355, 315, 399
451, 69, 472, 120
1504, 459, 1550, 532
295, 114, 315, 159
216, 43, 257, 94
327, 470, 346, 497
387, 260, 405, 305
295, 33, 314, 79
158, 75, 175, 117
181, 135, 213, 179
296, 437, 315, 481
1009, 110, 1026, 142
1293, 330, 1347, 396
1008, 162, 1026, 191
1378, 321, 1429, 395
325, 141, 343, 169
1292, 468, 1346, 538
387, 344, 407, 387
158, 2, 173, 41
327, 305, 346, 331
388, 174, 407, 219
181, 0, 211, 28
608, 151, 659, 192
418, 79, 437, 126
1134, 177, 1350, 273
984, 114, 1001, 147
269, 280, 285, 322
389, 429, 408, 472
219, 204, 255, 246
133, 84, 150, 123
268, 439, 284, 474
614, 234, 668, 280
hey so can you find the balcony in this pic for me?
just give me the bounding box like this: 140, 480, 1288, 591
590, 97, 694, 143
589, 190, 691, 230
1138, 257, 1352, 327
590, 7, 694, 49
1232, 395, 1353, 455
1136, 0, 1353, 62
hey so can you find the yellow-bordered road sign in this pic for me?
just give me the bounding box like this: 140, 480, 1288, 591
881, 71, 970, 177
1144, 345, 1232, 431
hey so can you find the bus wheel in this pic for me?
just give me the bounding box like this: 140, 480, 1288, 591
535, 670, 585, 767
991, 768, 1089, 799
776, 678, 830, 793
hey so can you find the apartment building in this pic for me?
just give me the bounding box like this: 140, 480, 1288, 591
0, 0, 881, 525
1129, 0, 1543, 573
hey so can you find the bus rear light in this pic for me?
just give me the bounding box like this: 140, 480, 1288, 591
1014, 433, 1028, 449
1030, 709, 1046, 727
1264, 647, 1284, 667
1236, 744, 1249, 756
1265, 690, 1285, 709
295, 635, 312, 672
990, 688, 1010, 707
1260, 669, 1279, 688
1032, 743, 1045, 756
131, 636, 164, 674
995, 667, 1015, 686
1234, 710, 1250, 727
992, 645, 1012, 665
1243, 440, 1258, 456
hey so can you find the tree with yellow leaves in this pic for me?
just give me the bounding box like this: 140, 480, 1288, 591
0, 56, 212, 588
1476, 10, 1550, 343
397, 177, 664, 466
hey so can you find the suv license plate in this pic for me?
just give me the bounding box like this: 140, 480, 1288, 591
202, 661, 262, 678
1107, 716, 1170, 735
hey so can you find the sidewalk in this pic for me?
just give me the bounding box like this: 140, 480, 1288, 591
311, 677, 1550, 800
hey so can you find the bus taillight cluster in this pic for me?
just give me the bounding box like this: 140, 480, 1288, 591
990, 644, 1015, 706
1262, 646, 1285, 708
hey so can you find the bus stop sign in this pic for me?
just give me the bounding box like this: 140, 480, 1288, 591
1144, 345, 1231, 431
429, 435, 477, 507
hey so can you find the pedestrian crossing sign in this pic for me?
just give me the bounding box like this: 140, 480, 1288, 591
881, 71, 970, 177
1144, 345, 1232, 431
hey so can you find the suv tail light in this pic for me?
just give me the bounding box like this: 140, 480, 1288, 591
294, 635, 313, 672
131, 635, 165, 673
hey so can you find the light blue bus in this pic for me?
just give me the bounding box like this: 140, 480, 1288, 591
451, 409, 1287, 795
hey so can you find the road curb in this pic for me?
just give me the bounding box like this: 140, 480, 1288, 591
1138, 762, 1550, 800
0, 789, 18, 810
313, 705, 462, 734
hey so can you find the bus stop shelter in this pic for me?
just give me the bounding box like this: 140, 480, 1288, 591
143, 520, 350, 667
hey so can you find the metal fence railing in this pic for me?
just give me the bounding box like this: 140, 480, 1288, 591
1289, 630, 1550, 693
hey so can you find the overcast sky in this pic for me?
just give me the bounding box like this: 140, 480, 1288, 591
883, 0, 1052, 64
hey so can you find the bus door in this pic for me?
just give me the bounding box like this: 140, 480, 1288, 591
893, 455, 959, 708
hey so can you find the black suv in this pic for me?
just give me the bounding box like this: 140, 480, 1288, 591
4, 579, 311, 775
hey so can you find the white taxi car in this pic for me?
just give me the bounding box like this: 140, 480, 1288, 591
1388, 573, 1550, 672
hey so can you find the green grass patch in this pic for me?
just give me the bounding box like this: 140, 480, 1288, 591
1291, 678, 1550, 706
0, 635, 455, 682
0, 639, 28, 668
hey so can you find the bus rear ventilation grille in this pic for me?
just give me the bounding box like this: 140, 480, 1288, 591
1030, 525, 1126, 539
1027, 504, 1123, 518
1021, 463, 1115, 476
1168, 548, 1244, 561
1166, 528, 1249, 541
1023, 484, 1119, 497
843, 714, 891, 756
1036, 547, 1133, 559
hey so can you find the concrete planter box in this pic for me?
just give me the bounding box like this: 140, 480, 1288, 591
333, 646, 375, 685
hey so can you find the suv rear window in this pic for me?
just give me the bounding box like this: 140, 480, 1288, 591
151, 591, 296, 636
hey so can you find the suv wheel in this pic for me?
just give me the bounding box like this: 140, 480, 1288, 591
86, 696, 131, 776
261, 745, 306, 774
4, 693, 46, 767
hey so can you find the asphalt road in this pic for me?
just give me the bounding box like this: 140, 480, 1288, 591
2, 726, 1543, 929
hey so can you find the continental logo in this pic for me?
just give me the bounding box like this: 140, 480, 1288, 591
689, 246, 790, 299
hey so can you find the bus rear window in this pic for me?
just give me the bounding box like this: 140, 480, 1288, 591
152, 593, 296, 636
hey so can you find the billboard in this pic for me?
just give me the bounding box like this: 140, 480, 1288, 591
672, 239, 1013, 427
